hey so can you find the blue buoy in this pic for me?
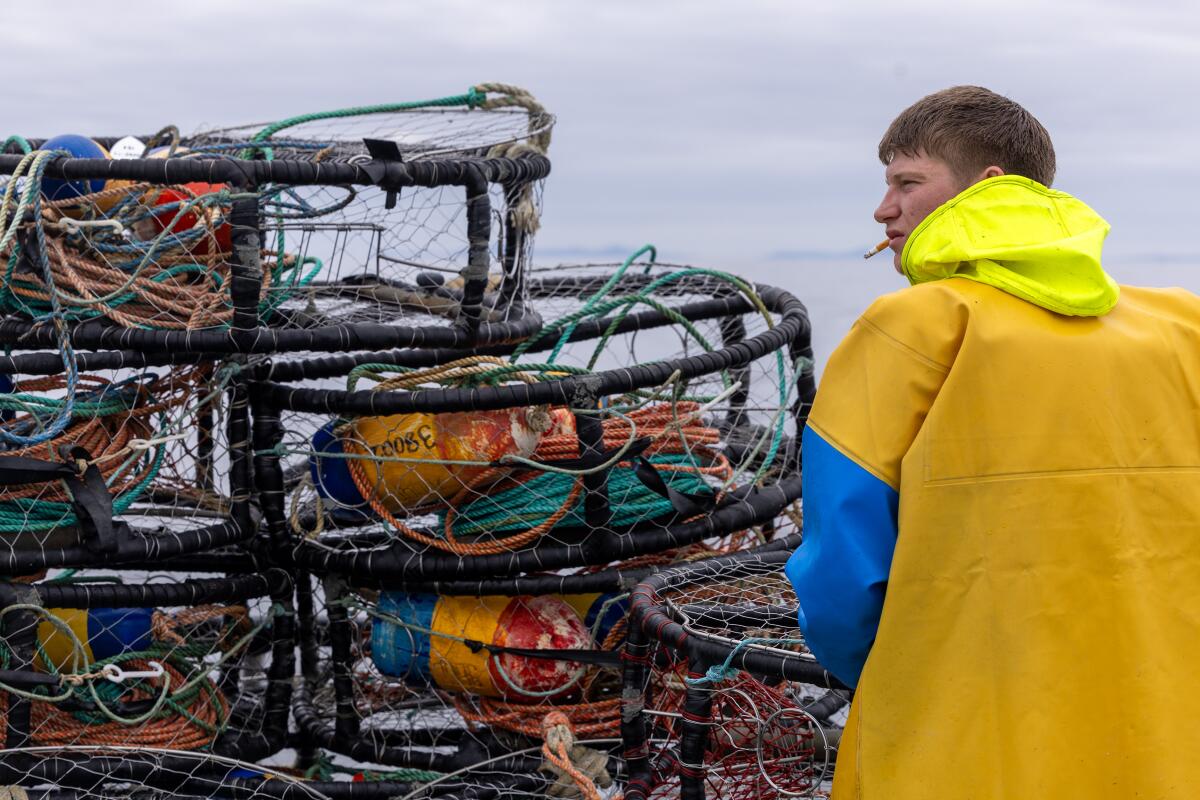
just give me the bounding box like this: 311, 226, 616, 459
38, 134, 108, 201
309, 420, 370, 513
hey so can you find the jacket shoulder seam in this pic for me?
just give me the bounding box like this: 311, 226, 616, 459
857, 313, 953, 374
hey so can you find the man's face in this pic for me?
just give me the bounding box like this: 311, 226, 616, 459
873, 151, 968, 274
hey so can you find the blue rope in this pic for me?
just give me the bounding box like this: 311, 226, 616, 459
0, 151, 78, 446
684, 637, 807, 686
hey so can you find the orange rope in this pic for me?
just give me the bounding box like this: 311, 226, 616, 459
540, 711, 612, 800
151, 605, 251, 650
0, 367, 209, 506
457, 696, 622, 740
0, 660, 228, 750
2, 199, 282, 331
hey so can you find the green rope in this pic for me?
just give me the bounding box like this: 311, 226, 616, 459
2, 135, 31, 154
356, 767, 445, 783
0, 603, 281, 730
244, 88, 485, 154
441, 453, 712, 536
0, 414, 168, 533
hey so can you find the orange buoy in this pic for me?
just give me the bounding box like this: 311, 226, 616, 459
340, 406, 574, 512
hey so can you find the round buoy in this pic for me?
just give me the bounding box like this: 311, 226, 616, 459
145, 181, 232, 255
109, 145, 192, 217
95, 136, 146, 212
108, 136, 146, 160
563, 592, 629, 646
371, 593, 590, 699
308, 419, 373, 517
38, 134, 108, 202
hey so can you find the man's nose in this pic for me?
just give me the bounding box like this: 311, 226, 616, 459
874, 188, 899, 224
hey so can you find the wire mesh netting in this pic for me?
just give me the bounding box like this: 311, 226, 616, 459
0, 747, 329, 799
621, 548, 846, 799
0, 568, 292, 757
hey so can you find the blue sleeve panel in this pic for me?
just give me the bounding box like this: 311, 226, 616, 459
785, 425, 899, 688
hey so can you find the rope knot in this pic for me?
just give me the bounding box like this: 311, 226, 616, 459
542, 709, 576, 751
538, 710, 613, 800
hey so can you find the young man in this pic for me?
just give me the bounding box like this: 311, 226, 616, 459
786, 86, 1200, 797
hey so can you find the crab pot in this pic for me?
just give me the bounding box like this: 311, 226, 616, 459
252, 270, 815, 584
0, 353, 253, 575
0, 114, 550, 354
289, 532, 803, 774
623, 547, 849, 799
0, 569, 293, 760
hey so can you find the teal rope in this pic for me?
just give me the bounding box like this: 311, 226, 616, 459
440, 453, 712, 537
244, 88, 484, 155
510, 244, 657, 364
684, 637, 807, 686
2, 136, 31, 154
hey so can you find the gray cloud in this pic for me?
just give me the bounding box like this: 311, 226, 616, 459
3, 0, 1197, 276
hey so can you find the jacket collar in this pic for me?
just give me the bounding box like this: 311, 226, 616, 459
902, 175, 1119, 317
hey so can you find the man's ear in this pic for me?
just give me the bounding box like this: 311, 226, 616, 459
979, 165, 1005, 180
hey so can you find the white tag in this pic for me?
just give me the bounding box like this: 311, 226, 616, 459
110, 136, 146, 159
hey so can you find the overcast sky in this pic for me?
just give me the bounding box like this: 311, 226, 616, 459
5, 1, 1197, 290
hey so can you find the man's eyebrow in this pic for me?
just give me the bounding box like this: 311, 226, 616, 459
887, 171, 924, 185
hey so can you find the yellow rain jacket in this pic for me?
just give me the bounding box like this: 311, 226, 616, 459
787, 176, 1200, 797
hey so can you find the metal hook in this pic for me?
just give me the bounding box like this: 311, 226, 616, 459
102, 661, 165, 684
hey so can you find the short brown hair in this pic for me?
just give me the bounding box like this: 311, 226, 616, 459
878, 86, 1056, 187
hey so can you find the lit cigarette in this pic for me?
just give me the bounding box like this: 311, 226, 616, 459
863, 238, 891, 259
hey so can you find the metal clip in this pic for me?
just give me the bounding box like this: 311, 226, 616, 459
102, 661, 165, 684
51, 218, 126, 237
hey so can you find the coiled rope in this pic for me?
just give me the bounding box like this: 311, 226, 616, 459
0, 366, 213, 533
0, 602, 270, 750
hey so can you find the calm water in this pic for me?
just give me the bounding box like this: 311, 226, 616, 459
730, 258, 1200, 375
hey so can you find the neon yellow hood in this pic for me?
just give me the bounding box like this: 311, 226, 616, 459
901, 175, 1119, 316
